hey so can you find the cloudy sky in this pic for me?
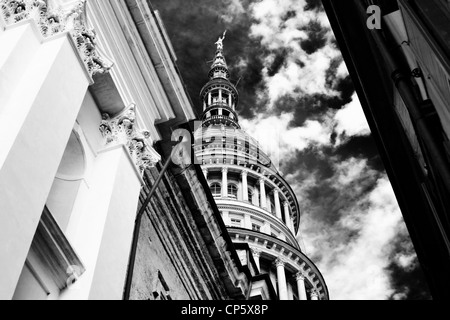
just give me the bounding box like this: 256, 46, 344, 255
150, 0, 431, 300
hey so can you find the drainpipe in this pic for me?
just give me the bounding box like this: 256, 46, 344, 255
354, 1, 450, 194
123, 143, 179, 300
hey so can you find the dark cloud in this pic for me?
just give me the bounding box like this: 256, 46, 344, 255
282, 148, 335, 181
386, 233, 432, 300
267, 48, 289, 77
332, 76, 355, 108
150, 0, 261, 118
324, 58, 356, 109
150, 0, 431, 300
304, 0, 324, 12
299, 20, 328, 55
282, 10, 297, 21
233, 42, 270, 119
325, 57, 343, 88
334, 135, 385, 171
273, 94, 331, 127
282, 146, 381, 230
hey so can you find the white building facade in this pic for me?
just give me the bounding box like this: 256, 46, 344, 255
0, 0, 196, 300
195, 37, 329, 300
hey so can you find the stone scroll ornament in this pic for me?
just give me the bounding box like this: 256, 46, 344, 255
99, 104, 162, 174
0, 0, 112, 76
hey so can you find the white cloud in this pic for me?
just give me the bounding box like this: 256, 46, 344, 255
240, 113, 334, 169
302, 175, 406, 300
220, 0, 246, 23
333, 157, 372, 187
249, 0, 342, 105
236, 0, 417, 300
334, 94, 371, 141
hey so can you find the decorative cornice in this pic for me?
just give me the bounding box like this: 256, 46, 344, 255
0, 0, 113, 76
217, 202, 297, 247
99, 104, 161, 174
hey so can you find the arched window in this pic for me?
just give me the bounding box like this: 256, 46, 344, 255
210, 183, 221, 197
228, 184, 238, 199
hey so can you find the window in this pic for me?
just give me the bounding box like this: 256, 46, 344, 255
231, 218, 242, 227
251, 218, 264, 233
271, 227, 281, 239
252, 224, 261, 232
228, 184, 238, 199
230, 213, 244, 227
210, 183, 221, 197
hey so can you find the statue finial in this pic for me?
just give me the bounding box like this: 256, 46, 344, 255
215, 30, 227, 51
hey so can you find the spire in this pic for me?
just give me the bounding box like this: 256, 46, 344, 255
209, 30, 230, 79
200, 31, 240, 128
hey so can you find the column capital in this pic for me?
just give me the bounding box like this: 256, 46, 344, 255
295, 271, 306, 282
1, 0, 112, 76
100, 104, 161, 174
240, 169, 248, 177
259, 177, 266, 184
274, 258, 286, 268
310, 290, 320, 300
283, 201, 290, 207
251, 248, 261, 258
222, 167, 228, 174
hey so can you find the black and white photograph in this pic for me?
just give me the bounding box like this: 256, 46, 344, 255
0, 0, 449, 306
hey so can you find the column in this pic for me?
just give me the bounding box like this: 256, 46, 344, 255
275, 259, 288, 300
311, 290, 319, 300
295, 272, 308, 301
60, 145, 143, 300
228, 95, 232, 107
274, 190, 282, 220
0, 31, 90, 299
266, 196, 272, 213
253, 189, 259, 206
222, 167, 228, 198
202, 168, 208, 180
284, 201, 292, 231
251, 249, 261, 273
219, 89, 222, 103
241, 170, 248, 202
259, 179, 267, 209
208, 93, 212, 105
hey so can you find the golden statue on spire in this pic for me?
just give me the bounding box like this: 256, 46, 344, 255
215, 30, 227, 51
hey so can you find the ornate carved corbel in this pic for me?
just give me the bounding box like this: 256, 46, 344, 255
100, 104, 161, 174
